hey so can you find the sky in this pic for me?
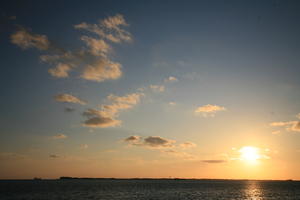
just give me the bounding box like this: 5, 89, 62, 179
0, 0, 300, 180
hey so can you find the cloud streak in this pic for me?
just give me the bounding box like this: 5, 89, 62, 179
54, 94, 87, 105
195, 104, 226, 117
52, 134, 67, 139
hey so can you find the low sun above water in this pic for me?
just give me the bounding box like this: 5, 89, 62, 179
239, 146, 261, 164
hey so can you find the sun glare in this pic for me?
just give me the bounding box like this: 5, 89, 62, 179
239, 146, 260, 164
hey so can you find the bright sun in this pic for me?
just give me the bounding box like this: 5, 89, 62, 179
239, 146, 261, 163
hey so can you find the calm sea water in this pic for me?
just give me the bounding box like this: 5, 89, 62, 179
0, 179, 299, 200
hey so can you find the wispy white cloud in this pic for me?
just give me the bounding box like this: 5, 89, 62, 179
195, 104, 226, 117
150, 85, 165, 92
270, 115, 300, 133
80, 144, 88, 150
179, 142, 197, 149
11, 29, 50, 50
54, 94, 87, 105
52, 134, 67, 139
164, 76, 178, 83
169, 102, 176, 106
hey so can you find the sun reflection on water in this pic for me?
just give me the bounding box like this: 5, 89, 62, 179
244, 181, 264, 200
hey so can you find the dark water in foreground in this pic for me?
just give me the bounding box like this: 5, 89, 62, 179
0, 179, 299, 200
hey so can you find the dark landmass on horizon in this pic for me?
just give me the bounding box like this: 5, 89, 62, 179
0, 177, 298, 181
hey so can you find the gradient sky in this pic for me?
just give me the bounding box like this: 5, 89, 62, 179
1, 0, 300, 180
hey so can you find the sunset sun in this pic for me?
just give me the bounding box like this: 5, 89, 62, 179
239, 146, 260, 163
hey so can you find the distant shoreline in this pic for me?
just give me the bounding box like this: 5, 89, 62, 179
0, 177, 298, 182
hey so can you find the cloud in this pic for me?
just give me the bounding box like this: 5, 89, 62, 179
81, 58, 122, 82
179, 142, 197, 149
49, 154, 59, 158
297, 113, 300, 119
290, 121, 300, 132
54, 94, 86, 105
195, 104, 226, 117
83, 112, 121, 128
52, 134, 67, 139
13, 14, 131, 83
124, 135, 175, 148
83, 92, 143, 128
48, 63, 72, 78
270, 120, 300, 132
164, 76, 178, 82
202, 159, 227, 164
75, 14, 131, 43
11, 29, 50, 50
150, 85, 165, 92
144, 136, 175, 148
81, 36, 111, 56
169, 102, 176, 106
80, 144, 88, 150
124, 135, 141, 143
269, 121, 294, 127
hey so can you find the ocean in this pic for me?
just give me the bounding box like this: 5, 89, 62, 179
0, 179, 299, 200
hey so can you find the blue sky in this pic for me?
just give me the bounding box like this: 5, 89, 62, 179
0, 0, 300, 179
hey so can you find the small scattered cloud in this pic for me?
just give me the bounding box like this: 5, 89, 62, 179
52, 134, 67, 139
81, 58, 122, 82
144, 136, 175, 148
270, 118, 300, 133
48, 63, 72, 78
150, 85, 165, 92
83, 92, 143, 128
54, 94, 86, 105
169, 102, 176, 106
75, 14, 131, 43
124, 135, 141, 143
49, 154, 59, 159
195, 104, 226, 117
81, 36, 111, 56
80, 144, 88, 150
164, 76, 178, 83
83, 110, 121, 128
11, 29, 50, 50
124, 135, 175, 149
179, 142, 197, 149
